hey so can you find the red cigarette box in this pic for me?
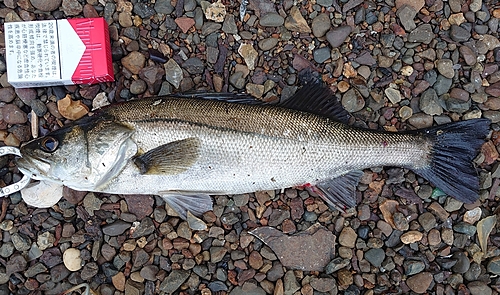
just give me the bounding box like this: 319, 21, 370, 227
4, 18, 114, 88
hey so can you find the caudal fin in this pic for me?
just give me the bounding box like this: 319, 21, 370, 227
413, 118, 490, 203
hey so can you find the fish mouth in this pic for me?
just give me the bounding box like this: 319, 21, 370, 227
15, 156, 52, 181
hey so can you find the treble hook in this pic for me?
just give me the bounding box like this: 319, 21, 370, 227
0, 146, 31, 197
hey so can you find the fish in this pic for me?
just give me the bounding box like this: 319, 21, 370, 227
15, 75, 490, 219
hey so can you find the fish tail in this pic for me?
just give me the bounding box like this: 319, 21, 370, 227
413, 118, 490, 203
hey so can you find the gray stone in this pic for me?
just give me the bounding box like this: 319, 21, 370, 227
468, 281, 492, 295
396, 5, 416, 31
404, 260, 425, 275
436, 59, 454, 79
283, 270, 300, 295
222, 15, 238, 34
433, 75, 453, 96
342, 88, 364, 112
451, 252, 470, 274
102, 220, 130, 236
164, 59, 183, 89
450, 25, 471, 42
312, 13, 330, 37
154, 0, 174, 14
230, 282, 266, 295
259, 13, 284, 27
131, 217, 155, 238
183, 57, 205, 75
11, 233, 31, 251
313, 47, 331, 63
487, 256, 500, 275
258, 38, 278, 51
159, 270, 190, 293
365, 248, 385, 267
408, 24, 434, 44
419, 88, 443, 115
326, 26, 352, 48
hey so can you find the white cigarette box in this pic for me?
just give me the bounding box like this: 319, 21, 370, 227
4, 18, 114, 88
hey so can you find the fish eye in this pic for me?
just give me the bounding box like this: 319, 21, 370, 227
40, 137, 59, 153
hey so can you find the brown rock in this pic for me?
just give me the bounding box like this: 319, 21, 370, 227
2, 104, 27, 124
486, 82, 500, 97
249, 224, 335, 271
459, 45, 477, 66
339, 227, 357, 248
395, 0, 424, 12
406, 272, 433, 293
124, 195, 154, 220
428, 229, 441, 246
450, 88, 470, 102
57, 94, 89, 121
121, 51, 146, 75
249, 251, 263, 270
484, 98, 500, 110
400, 231, 423, 244
112, 272, 126, 292
175, 17, 195, 34
0, 87, 16, 102
284, 6, 311, 33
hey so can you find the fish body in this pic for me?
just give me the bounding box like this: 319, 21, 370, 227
15, 80, 490, 217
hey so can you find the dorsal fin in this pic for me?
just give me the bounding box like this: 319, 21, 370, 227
279, 71, 350, 123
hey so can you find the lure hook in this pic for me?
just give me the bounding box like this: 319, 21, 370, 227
0, 146, 31, 197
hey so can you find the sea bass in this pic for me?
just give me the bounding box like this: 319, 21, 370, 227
15, 79, 490, 218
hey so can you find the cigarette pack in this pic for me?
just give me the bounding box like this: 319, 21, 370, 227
4, 17, 114, 88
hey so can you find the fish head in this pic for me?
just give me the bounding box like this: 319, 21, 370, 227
16, 118, 137, 190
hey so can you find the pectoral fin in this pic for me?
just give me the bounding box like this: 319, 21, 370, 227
311, 170, 363, 211
134, 137, 200, 175
161, 193, 213, 220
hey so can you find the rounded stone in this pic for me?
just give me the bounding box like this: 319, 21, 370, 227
63, 248, 82, 271
30, 0, 62, 11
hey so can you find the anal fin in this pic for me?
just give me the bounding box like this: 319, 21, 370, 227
311, 170, 363, 211
134, 137, 200, 175
161, 193, 213, 220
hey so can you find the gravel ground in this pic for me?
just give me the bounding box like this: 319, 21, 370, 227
0, 0, 500, 294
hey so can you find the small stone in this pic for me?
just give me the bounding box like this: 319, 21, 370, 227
310, 277, 336, 292
259, 13, 284, 27
449, 88, 469, 102
463, 207, 482, 224
246, 83, 265, 99
187, 211, 207, 231
130, 80, 147, 95
159, 270, 190, 293
175, 17, 195, 33
341, 89, 364, 112
205, 0, 226, 22
57, 95, 89, 121
11, 233, 31, 251
2, 104, 27, 124
401, 231, 423, 244
164, 59, 183, 89
131, 217, 155, 238
326, 26, 352, 48
408, 24, 434, 44
468, 281, 492, 295
419, 88, 443, 116
339, 227, 357, 248
460, 45, 477, 65
112, 272, 126, 291
451, 252, 470, 274
364, 248, 385, 267
63, 248, 82, 271
258, 38, 278, 51
313, 47, 331, 64
444, 197, 463, 212
487, 256, 500, 275
312, 14, 330, 37
396, 5, 416, 31
183, 57, 205, 75
477, 216, 496, 253
284, 6, 311, 33
62, 0, 83, 15
385, 88, 402, 104
30, 0, 62, 11
399, 106, 413, 120
436, 59, 454, 79
450, 25, 471, 42
249, 251, 263, 270
210, 247, 227, 263
121, 51, 146, 75
102, 220, 131, 236
140, 265, 159, 281
238, 43, 258, 71
404, 260, 426, 275
401, 65, 414, 76
37, 232, 55, 251
406, 272, 432, 293
0, 87, 16, 102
